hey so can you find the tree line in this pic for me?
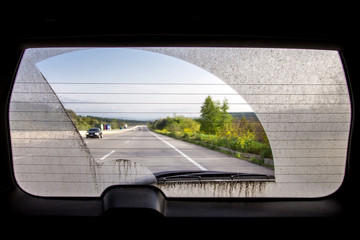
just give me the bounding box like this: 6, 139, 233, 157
66, 109, 147, 130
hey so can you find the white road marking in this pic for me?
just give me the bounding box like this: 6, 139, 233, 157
149, 131, 207, 171
124, 140, 130, 144
100, 150, 116, 160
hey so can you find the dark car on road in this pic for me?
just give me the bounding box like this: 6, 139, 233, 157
86, 128, 103, 138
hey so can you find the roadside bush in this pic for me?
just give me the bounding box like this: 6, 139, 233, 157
235, 130, 255, 152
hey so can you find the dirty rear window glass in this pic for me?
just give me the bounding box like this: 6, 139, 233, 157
9, 48, 351, 197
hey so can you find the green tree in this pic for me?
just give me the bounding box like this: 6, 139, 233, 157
199, 96, 221, 134
219, 98, 233, 134
66, 109, 77, 119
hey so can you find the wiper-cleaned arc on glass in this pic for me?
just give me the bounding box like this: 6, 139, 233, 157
155, 170, 275, 183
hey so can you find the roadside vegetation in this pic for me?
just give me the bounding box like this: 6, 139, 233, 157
148, 96, 273, 167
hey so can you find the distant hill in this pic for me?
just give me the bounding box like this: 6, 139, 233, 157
229, 112, 259, 121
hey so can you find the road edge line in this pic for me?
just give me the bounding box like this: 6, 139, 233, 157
149, 131, 207, 171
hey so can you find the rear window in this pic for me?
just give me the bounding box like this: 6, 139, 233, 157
88, 128, 100, 132
9, 48, 351, 197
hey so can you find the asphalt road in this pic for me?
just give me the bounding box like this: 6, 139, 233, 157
84, 126, 274, 176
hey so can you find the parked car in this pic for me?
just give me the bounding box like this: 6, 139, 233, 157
86, 128, 103, 138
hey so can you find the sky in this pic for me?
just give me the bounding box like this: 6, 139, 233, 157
36, 48, 253, 121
